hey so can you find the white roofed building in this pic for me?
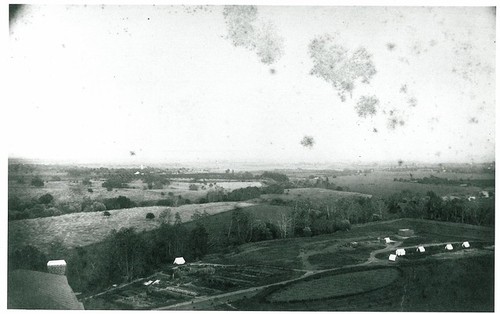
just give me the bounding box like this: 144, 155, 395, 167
47, 260, 67, 276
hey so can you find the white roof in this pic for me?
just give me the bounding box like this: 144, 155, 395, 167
417, 246, 425, 252
47, 260, 66, 266
462, 241, 470, 248
143, 280, 153, 286
173, 257, 185, 265
396, 248, 406, 256
389, 254, 397, 261
445, 244, 453, 250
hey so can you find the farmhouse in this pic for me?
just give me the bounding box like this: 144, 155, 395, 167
416, 246, 425, 253
173, 257, 186, 265
388, 254, 397, 262
445, 244, 453, 251
384, 237, 394, 244
47, 260, 67, 276
395, 248, 406, 256
462, 241, 470, 248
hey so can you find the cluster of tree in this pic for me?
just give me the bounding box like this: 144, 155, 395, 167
102, 179, 129, 191
8, 194, 137, 220
260, 171, 289, 183
8, 193, 60, 220
295, 176, 348, 191
196, 184, 285, 204
387, 190, 494, 226
142, 174, 170, 190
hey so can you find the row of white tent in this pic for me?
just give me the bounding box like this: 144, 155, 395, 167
389, 241, 470, 261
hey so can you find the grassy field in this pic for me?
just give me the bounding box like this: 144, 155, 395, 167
8, 202, 253, 254
8, 179, 262, 206
268, 268, 400, 302
203, 218, 494, 270
261, 187, 371, 202
329, 171, 492, 197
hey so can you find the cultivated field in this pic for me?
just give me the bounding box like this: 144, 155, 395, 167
329, 170, 492, 197
8, 202, 253, 254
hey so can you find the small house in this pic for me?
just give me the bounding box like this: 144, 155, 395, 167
47, 260, 67, 276
173, 257, 186, 265
445, 244, 453, 251
416, 246, 425, 253
384, 237, 393, 244
395, 248, 406, 256
388, 254, 397, 262
462, 241, 470, 248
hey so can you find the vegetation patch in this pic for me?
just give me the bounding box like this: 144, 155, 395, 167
267, 267, 400, 302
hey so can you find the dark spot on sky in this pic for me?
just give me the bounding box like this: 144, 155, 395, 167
147, 17, 150, 20
400, 84, 407, 94
407, 97, 417, 107
373, 128, 378, 133
309, 34, 376, 102
398, 159, 403, 167
270, 68, 276, 74
129, 151, 136, 156
386, 43, 396, 51
469, 117, 479, 124
355, 96, 379, 118
300, 136, 315, 149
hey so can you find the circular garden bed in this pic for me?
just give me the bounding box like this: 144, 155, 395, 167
267, 267, 400, 303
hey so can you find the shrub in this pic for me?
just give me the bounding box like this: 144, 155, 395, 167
92, 202, 106, 212
189, 184, 199, 191
38, 193, 54, 205
103, 211, 111, 217
31, 177, 44, 187
87, 188, 93, 193
146, 212, 155, 219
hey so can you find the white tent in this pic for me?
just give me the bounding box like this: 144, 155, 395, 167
416, 246, 425, 253
395, 248, 406, 256
462, 241, 470, 248
388, 254, 397, 262
384, 237, 393, 244
143, 280, 153, 286
173, 257, 185, 265
445, 244, 453, 250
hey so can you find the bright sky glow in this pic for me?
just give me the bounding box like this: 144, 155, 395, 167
7, 5, 495, 164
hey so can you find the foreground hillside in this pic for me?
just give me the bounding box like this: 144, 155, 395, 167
82, 217, 493, 310
8, 202, 253, 253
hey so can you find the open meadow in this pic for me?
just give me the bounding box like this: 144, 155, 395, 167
8, 202, 253, 254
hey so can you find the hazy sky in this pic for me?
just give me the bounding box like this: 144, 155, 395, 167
7, 5, 495, 164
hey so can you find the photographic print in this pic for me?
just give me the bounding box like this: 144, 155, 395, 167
6, 2, 495, 311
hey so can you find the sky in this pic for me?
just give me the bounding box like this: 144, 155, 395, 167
6, 4, 496, 165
